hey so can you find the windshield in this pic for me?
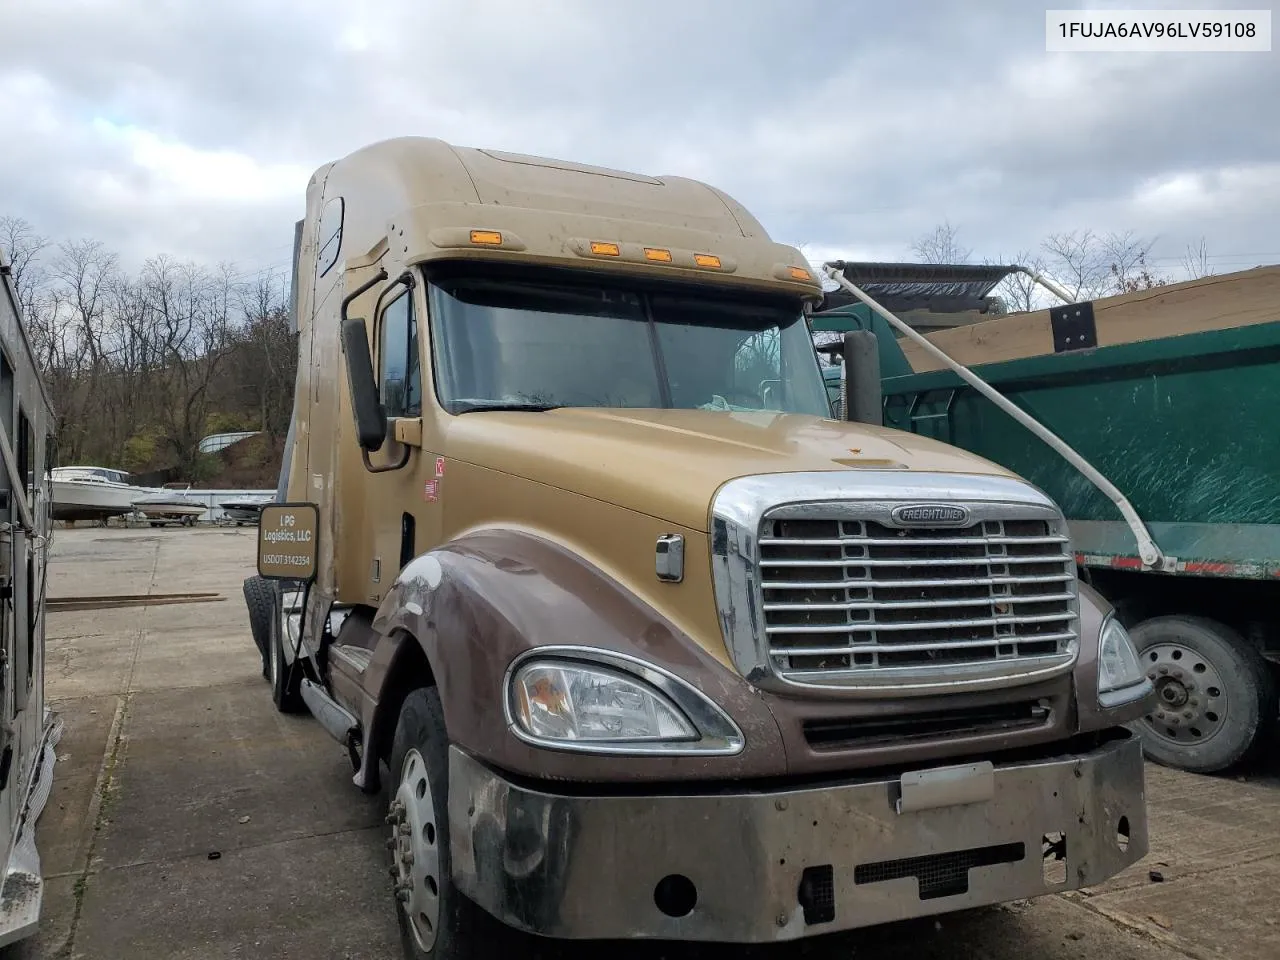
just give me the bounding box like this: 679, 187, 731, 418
427, 271, 830, 417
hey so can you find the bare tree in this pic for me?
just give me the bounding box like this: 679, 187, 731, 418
232, 274, 296, 441
144, 258, 238, 478
911, 221, 972, 264
1181, 238, 1213, 280
0, 215, 49, 319
988, 251, 1049, 313
1101, 230, 1165, 294
20, 239, 120, 463
1041, 229, 1165, 300
4, 212, 305, 485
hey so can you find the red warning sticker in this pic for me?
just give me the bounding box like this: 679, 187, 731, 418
423, 480, 439, 502
435, 456, 446, 478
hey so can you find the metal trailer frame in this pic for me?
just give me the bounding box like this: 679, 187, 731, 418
0, 247, 60, 946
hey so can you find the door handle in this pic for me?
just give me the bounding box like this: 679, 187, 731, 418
392, 418, 424, 449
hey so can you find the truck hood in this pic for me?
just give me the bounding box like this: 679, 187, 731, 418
445, 408, 1019, 532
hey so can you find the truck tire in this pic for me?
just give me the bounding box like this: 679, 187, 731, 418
1130, 615, 1277, 773
387, 687, 508, 959
268, 589, 306, 714
243, 576, 274, 682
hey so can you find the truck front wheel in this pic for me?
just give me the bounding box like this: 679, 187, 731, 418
388, 687, 504, 959
242, 576, 274, 682
1130, 615, 1277, 773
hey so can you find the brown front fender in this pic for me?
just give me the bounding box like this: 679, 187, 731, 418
362, 528, 788, 784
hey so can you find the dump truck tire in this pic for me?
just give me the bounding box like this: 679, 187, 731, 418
242, 576, 274, 682
388, 687, 511, 959
1130, 615, 1277, 773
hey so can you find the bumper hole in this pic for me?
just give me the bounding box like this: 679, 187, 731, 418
1042, 832, 1067, 886
654, 874, 697, 918
1117, 816, 1130, 853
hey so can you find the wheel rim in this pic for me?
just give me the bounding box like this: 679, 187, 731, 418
1139, 642, 1228, 747
390, 748, 442, 952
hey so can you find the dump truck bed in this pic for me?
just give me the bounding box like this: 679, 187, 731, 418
813, 265, 1280, 578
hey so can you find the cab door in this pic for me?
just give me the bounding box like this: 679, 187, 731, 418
364, 275, 439, 603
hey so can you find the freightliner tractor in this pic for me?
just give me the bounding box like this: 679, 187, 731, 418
242, 137, 1155, 959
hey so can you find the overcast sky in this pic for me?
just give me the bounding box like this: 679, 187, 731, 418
2, 0, 1277, 285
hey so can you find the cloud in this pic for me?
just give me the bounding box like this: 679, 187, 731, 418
88, 120, 311, 204
1, 0, 1276, 280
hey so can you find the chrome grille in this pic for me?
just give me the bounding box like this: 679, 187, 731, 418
759, 514, 1077, 681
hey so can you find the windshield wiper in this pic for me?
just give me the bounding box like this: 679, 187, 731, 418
451, 399, 564, 414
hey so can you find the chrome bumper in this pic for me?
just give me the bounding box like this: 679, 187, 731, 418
449, 733, 1147, 943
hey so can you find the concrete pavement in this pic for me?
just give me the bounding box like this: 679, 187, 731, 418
19, 528, 1280, 959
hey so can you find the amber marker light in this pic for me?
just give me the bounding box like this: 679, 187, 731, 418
470, 230, 503, 246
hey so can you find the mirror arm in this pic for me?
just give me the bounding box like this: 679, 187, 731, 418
361, 444, 411, 474
341, 266, 389, 324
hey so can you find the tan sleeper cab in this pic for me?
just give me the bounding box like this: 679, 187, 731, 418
247, 135, 1154, 952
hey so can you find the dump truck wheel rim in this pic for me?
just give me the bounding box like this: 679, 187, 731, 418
393, 747, 441, 952
1142, 642, 1227, 746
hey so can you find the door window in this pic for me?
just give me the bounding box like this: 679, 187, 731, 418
378, 289, 422, 418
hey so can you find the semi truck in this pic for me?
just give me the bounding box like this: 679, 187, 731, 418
0, 246, 61, 947
243, 137, 1154, 958
812, 261, 1280, 775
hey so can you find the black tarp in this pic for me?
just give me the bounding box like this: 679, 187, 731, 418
820, 261, 1019, 315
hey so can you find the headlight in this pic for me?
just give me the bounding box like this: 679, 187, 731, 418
1097, 615, 1149, 707
505, 648, 745, 755
512, 661, 696, 742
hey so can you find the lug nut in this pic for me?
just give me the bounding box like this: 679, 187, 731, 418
396, 888, 411, 903
403, 851, 415, 866
399, 823, 413, 836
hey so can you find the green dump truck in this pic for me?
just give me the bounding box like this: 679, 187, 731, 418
813, 261, 1280, 774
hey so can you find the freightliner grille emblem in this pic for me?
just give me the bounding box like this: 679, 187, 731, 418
891, 504, 971, 527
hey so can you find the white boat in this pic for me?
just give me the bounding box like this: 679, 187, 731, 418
50, 466, 144, 522
218, 494, 273, 525
131, 487, 207, 526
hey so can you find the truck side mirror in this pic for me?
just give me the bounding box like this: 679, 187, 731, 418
842, 330, 882, 425
341, 318, 387, 451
